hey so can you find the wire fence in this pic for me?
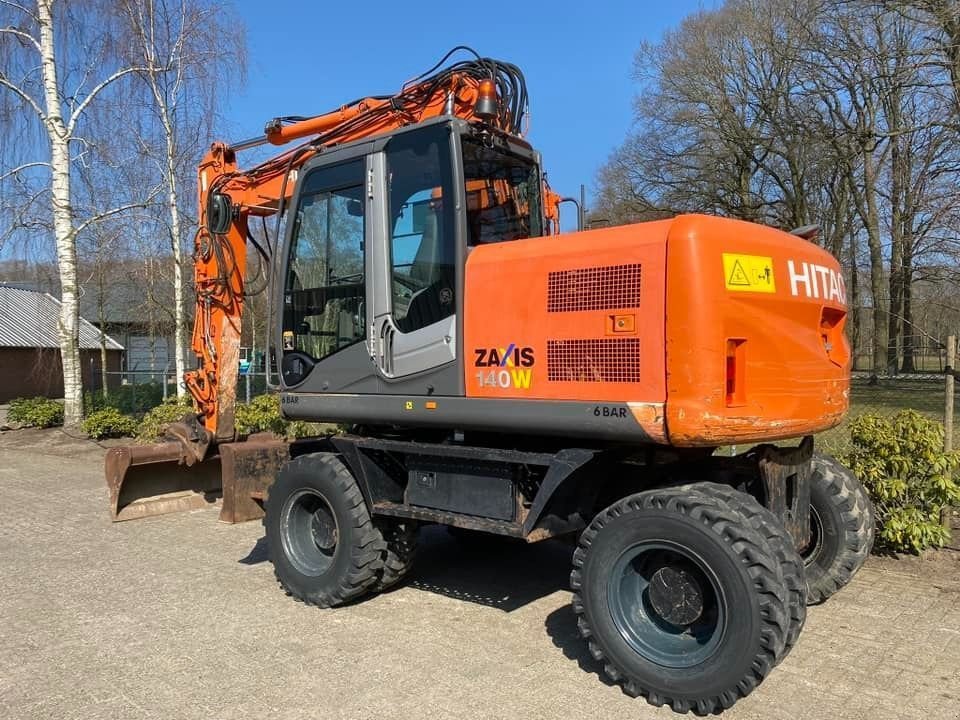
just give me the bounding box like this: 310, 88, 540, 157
814, 372, 956, 456
89, 370, 273, 412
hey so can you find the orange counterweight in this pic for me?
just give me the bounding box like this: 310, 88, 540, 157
464, 214, 849, 447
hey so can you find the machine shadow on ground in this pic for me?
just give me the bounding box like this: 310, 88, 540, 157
239, 524, 577, 612
238, 522, 612, 683
543, 604, 617, 688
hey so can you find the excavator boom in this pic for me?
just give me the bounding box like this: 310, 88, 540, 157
106, 50, 556, 521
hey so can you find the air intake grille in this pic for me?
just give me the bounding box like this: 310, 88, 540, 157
547, 263, 642, 312
547, 338, 641, 383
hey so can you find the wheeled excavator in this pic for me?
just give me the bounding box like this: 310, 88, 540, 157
105, 48, 874, 714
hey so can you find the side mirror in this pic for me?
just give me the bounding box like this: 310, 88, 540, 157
207, 192, 233, 234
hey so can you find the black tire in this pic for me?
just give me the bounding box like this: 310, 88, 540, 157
264, 453, 385, 608
572, 486, 791, 714
698, 483, 807, 653
373, 519, 418, 591
802, 454, 875, 604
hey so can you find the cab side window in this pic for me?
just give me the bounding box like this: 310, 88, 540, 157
386, 130, 455, 334
283, 161, 366, 362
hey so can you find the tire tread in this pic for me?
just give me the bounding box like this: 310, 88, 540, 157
372, 519, 418, 591
697, 483, 807, 653
805, 454, 875, 604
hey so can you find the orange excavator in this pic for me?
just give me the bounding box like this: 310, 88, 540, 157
105, 48, 874, 713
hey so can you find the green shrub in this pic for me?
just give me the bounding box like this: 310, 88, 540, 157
287, 420, 340, 439
128, 392, 342, 443
135, 395, 195, 442
81, 407, 138, 439
84, 382, 178, 416
7, 397, 64, 428
235, 393, 287, 436
844, 410, 960, 553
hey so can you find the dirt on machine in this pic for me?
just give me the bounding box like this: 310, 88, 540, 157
105, 47, 875, 714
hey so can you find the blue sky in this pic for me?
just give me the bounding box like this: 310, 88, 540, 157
227, 0, 709, 231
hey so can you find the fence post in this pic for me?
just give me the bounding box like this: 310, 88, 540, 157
944, 335, 955, 536
947, 335, 955, 453
162, 373, 168, 402
245, 372, 251, 404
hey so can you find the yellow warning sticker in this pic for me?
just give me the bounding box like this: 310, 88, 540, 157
722, 253, 776, 293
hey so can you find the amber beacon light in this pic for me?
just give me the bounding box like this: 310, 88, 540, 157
474, 78, 498, 120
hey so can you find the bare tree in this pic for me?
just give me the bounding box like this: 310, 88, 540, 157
0, 0, 157, 424
597, 0, 960, 373
885, 1, 960, 116
594, 0, 833, 231
119, 0, 245, 396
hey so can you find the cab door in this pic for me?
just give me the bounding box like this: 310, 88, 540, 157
369, 125, 459, 389
278, 157, 378, 393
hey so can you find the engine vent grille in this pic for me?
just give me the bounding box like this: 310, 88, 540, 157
547, 263, 642, 312
547, 338, 641, 383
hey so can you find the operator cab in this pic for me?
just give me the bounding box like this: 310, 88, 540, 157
276, 117, 545, 396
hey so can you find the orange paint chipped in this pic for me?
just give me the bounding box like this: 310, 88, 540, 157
628, 403, 667, 444
663, 215, 850, 445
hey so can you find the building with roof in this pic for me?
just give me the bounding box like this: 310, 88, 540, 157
77, 271, 183, 380
0, 286, 124, 403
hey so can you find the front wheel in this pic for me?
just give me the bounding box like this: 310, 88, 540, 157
264, 453, 385, 608
571, 486, 792, 714
801, 454, 875, 604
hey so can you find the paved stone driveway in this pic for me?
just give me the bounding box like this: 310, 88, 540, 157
0, 428, 958, 720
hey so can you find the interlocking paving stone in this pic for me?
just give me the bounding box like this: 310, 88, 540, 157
1, 427, 958, 720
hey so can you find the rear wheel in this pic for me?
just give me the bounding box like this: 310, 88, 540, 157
697, 483, 806, 653
264, 453, 385, 608
572, 486, 791, 714
801, 454, 875, 604
373, 519, 418, 591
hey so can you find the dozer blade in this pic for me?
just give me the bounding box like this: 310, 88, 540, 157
105, 443, 222, 522
105, 436, 290, 523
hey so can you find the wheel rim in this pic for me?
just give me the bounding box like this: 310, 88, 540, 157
280, 489, 339, 576
801, 505, 824, 567
607, 541, 726, 668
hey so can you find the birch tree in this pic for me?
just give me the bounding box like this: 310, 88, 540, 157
120, 0, 245, 396
0, 0, 155, 424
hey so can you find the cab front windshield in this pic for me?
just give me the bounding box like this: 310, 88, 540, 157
461, 138, 542, 245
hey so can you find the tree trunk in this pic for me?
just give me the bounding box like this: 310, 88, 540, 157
160, 114, 188, 397
886, 134, 904, 377
38, 0, 83, 425
900, 219, 916, 373
900, 265, 915, 372
861, 150, 886, 374
847, 228, 861, 369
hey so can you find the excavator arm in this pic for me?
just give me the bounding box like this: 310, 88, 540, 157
187, 54, 559, 445
106, 50, 558, 520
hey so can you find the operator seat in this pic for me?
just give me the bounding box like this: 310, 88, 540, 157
403, 209, 451, 331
